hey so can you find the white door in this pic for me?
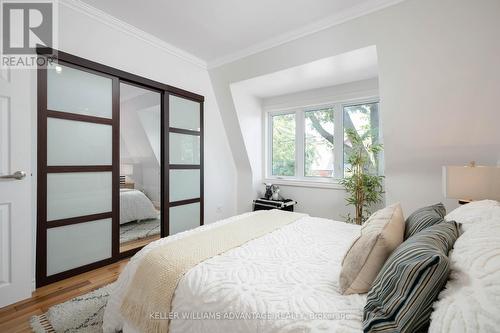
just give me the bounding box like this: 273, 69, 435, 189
0, 67, 33, 307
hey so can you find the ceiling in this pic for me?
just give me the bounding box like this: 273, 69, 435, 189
80, 0, 401, 66
231, 46, 378, 98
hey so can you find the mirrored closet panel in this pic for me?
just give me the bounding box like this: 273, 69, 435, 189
37, 49, 204, 287
119, 83, 161, 253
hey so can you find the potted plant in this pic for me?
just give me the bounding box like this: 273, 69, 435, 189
340, 128, 384, 225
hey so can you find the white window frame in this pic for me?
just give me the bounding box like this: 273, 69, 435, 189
264, 97, 380, 189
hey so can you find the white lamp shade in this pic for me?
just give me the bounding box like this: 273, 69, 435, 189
443, 165, 500, 201
120, 164, 133, 176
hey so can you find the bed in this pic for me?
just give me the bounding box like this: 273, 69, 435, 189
103, 201, 500, 333
104, 212, 366, 333
120, 188, 158, 225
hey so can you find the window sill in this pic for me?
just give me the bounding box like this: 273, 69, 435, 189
263, 178, 345, 190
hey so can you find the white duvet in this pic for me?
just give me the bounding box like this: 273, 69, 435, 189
120, 189, 158, 225
429, 200, 500, 333
103, 212, 366, 333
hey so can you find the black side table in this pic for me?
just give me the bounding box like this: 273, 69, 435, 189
253, 198, 297, 212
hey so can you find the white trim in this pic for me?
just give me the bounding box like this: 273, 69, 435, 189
207, 0, 407, 69
61, 0, 207, 69
264, 97, 380, 187
295, 110, 305, 179
264, 178, 345, 190
333, 105, 344, 178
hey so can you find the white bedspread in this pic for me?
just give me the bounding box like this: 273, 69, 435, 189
103, 212, 365, 333
120, 189, 158, 225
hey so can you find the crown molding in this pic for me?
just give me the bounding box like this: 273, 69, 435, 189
207, 0, 406, 69
60, 0, 207, 69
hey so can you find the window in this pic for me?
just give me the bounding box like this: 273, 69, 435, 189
267, 100, 380, 184
271, 113, 296, 176
304, 108, 334, 177
343, 102, 380, 176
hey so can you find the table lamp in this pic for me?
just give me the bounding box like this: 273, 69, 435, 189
443, 161, 500, 204
120, 164, 134, 183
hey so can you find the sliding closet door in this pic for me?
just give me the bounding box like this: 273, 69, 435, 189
166, 94, 203, 235
119, 82, 162, 253
37, 61, 118, 286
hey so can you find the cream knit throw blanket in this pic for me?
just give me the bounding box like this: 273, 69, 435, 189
120, 210, 306, 333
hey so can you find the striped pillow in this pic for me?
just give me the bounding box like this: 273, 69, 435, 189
404, 203, 446, 239
363, 221, 460, 333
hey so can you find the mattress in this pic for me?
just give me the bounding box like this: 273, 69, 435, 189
103, 212, 365, 333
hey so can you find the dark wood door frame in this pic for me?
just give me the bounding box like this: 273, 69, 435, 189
36, 48, 204, 287
164, 92, 205, 238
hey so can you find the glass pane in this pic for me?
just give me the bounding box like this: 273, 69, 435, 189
47, 219, 112, 275
343, 102, 380, 176
119, 83, 161, 252
272, 113, 295, 176
304, 108, 334, 177
47, 172, 112, 221
169, 203, 200, 235
169, 133, 200, 164
47, 63, 112, 118
170, 95, 200, 131
170, 169, 200, 202
47, 118, 112, 166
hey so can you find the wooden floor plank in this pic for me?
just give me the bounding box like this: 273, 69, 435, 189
120, 234, 160, 252
0, 259, 128, 332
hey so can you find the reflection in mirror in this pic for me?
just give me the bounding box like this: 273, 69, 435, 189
119, 83, 161, 253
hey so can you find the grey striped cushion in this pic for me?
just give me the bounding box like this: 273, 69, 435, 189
363, 221, 460, 333
404, 203, 446, 240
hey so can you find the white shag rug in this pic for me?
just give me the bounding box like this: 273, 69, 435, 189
120, 218, 160, 244
30, 283, 114, 333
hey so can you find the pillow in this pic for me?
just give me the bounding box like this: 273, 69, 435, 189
339, 203, 404, 295
445, 200, 500, 231
430, 207, 500, 333
363, 221, 460, 333
404, 203, 446, 239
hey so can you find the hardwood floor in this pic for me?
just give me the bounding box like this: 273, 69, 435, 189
0, 259, 129, 333
120, 234, 160, 253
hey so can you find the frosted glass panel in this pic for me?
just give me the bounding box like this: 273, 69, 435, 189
170, 203, 200, 235
170, 133, 200, 164
47, 172, 112, 221
47, 118, 112, 166
170, 169, 200, 202
169, 95, 200, 131
47, 219, 112, 275
47, 63, 112, 118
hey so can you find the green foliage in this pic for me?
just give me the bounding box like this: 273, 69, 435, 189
272, 110, 334, 177
304, 109, 334, 176
340, 127, 384, 225
272, 114, 295, 176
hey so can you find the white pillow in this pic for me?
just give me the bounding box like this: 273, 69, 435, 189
445, 200, 500, 231
339, 203, 405, 294
430, 202, 500, 333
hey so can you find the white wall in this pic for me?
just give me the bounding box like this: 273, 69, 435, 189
22, 2, 237, 286
210, 0, 500, 217
229, 85, 264, 211
262, 78, 378, 111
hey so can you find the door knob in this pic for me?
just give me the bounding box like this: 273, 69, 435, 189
0, 171, 27, 180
